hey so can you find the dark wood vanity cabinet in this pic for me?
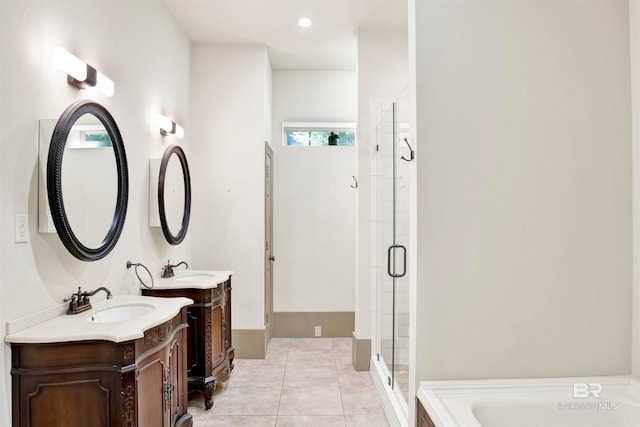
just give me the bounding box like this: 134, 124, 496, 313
10, 310, 192, 427
143, 278, 234, 409
417, 398, 436, 427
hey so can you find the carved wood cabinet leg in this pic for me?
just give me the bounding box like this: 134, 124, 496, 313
228, 348, 235, 372
204, 380, 216, 410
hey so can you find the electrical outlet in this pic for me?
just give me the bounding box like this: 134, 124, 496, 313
314, 326, 321, 337
14, 214, 28, 243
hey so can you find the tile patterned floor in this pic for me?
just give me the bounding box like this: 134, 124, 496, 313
189, 338, 390, 427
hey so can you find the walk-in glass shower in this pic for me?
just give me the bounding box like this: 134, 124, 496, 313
374, 86, 411, 413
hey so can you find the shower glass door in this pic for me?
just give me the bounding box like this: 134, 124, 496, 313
376, 101, 395, 388
375, 86, 410, 406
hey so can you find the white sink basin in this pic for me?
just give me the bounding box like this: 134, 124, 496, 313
87, 304, 154, 323
176, 273, 215, 283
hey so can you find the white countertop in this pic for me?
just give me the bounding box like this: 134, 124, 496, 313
147, 270, 233, 290
5, 295, 193, 344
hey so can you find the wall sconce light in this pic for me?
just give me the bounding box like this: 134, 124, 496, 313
158, 114, 184, 139
53, 47, 114, 97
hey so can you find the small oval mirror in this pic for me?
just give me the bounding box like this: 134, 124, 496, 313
158, 145, 191, 245
47, 100, 128, 261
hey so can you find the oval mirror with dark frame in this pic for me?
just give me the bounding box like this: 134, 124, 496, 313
47, 100, 129, 261
158, 144, 191, 245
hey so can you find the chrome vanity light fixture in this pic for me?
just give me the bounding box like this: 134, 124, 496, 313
158, 114, 184, 139
53, 47, 114, 97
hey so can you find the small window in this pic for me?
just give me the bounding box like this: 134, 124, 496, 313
283, 122, 356, 147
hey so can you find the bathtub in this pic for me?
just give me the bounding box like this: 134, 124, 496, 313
417, 376, 640, 427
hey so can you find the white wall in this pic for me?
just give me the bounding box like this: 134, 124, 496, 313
0, 1, 190, 425
272, 71, 357, 312
412, 0, 631, 390
190, 44, 271, 330
356, 30, 408, 340
631, 0, 640, 378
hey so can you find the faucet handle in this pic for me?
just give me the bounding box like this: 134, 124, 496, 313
162, 260, 175, 278
64, 286, 92, 315
63, 287, 82, 303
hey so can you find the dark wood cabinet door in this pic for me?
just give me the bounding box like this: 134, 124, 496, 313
185, 307, 199, 376
136, 351, 167, 427
23, 377, 111, 427
224, 285, 232, 349
169, 329, 189, 427
211, 300, 225, 368
11, 340, 132, 427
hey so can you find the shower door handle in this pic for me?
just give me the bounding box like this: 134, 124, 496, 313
387, 245, 407, 278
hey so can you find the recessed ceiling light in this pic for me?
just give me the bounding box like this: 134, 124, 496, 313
298, 18, 312, 28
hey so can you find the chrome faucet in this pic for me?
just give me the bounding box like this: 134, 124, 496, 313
161, 260, 189, 278
64, 286, 112, 315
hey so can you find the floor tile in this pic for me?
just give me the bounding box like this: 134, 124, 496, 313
345, 414, 390, 427
189, 394, 212, 419
234, 356, 286, 368
190, 338, 390, 427
278, 386, 343, 416
288, 338, 334, 351
333, 352, 353, 365
336, 362, 357, 373
270, 338, 292, 346
205, 415, 277, 426
338, 371, 374, 392
287, 348, 336, 365
268, 340, 291, 355
189, 406, 211, 426
265, 355, 289, 365
276, 415, 346, 426
341, 390, 387, 415
230, 364, 285, 388
332, 342, 353, 365
211, 384, 281, 416
331, 338, 352, 352
283, 364, 339, 388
